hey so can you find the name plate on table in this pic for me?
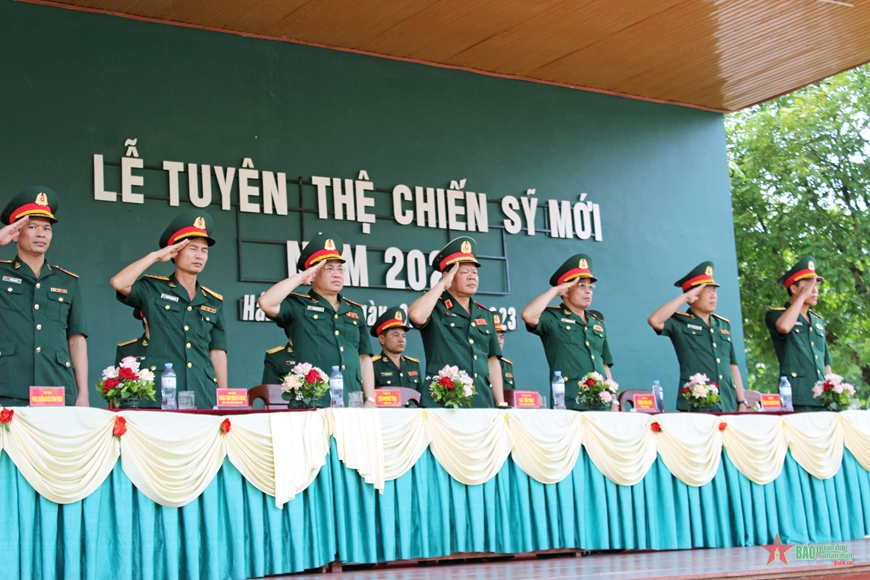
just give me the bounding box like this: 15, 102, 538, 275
216, 388, 249, 409
29, 387, 64, 406
760, 393, 783, 410
508, 390, 540, 408
375, 389, 402, 407
632, 393, 658, 412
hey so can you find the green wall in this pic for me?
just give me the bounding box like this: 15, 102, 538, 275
0, 0, 743, 408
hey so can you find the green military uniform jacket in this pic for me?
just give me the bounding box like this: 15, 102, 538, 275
501, 358, 515, 389
372, 352, 422, 390
417, 291, 501, 408
273, 291, 373, 406
262, 343, 296, 385
0, 257, 87, 405
527, 304, 613, 410
657, 308, 737, 412
118, 274, 227, 409
765, 303, 830, 409
115, 335, 148, 366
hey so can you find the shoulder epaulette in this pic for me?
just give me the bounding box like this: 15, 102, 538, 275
290, 291, 311, 299
145, 274, 170, 281
0, 259, 11, 264
343, 297, 363, 308
769, 307, 786, 311
809, 309, 824, 320
371, 354, 383, 362
712, 313, 730, 323
117, 338, 138, 347
674, 311, 693, 318
402, 355, 419, 363
54, 266, 79, 278
501, 357, 513, 365
266, 345, 285, 355
588, 310, 604, 322
473, 300, 490, 311
546, 305, 560, 309
201, 286, 223, 301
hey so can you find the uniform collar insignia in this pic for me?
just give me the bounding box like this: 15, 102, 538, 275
14, 261, 20, 269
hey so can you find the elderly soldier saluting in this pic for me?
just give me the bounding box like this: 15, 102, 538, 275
522, 254, 617, 410
408, 237, 506, 408
0, 187, 89, 406
111, 210, 228, 408
258, 233, 376, 407
766, 257, 832, 411
371, 308, 422, 391
648, 261, 747, 412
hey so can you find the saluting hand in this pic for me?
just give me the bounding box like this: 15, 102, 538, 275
554, 278, 579, 297
154, 239, 189, 262
797, 278, 817, 302
300, 260, 325, 285
438, 265, 458, 290
684, 283, 706, 305
0, 216, 29, 246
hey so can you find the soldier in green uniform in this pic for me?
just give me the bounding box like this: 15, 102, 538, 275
494, 314, 515, 390
370, 308, 422, 390
522, 254, 618, 410
258, 233, 376, 407
110, 210, 228, 409
262, 342, 296, 385
0, 186, 89, 406
648, 261, 748, 412
765, 256, 831, 411
115, 310, 149, 365
408, 236, 506, 408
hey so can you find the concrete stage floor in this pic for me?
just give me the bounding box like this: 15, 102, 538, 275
276, 539, 870, 579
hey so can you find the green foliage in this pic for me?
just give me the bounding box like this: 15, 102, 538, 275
727, 64, 870, 401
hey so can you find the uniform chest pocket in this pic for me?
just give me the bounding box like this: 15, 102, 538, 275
46, 293, 71, 324
560, 323, 583, 344
304, 308, 329, 336
153, 298, 182, 327
342, 317, 360, 348
588, 327, 605, 347
196, 314, 216, 340
440, 317, 468, 345
1, 284, 24, 312
680, 325, 710, 352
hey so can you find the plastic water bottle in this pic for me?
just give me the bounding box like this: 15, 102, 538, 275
778, 376, 793, 411
652, 380, 664, 412
329, 366, 344, 408
161, 363, 177, 410
552, 371, 566, 410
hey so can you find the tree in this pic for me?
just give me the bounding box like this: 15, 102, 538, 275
727, 64, 870, 400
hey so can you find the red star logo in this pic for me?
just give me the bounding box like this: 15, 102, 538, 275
761, 533, 794, 565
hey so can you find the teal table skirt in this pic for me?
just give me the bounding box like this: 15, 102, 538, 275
332, 445, 870, 564
1, 442, 868, 579
0, 451, 336, 580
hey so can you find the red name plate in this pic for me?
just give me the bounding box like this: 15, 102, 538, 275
29, 387, 64, 406
632, 393, 658, 412
216, 388, 248, 407
375, 389, 402, 407
760, 393, 782, 410
511, 390, 541, 408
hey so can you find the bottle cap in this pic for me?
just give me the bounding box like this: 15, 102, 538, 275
554, 371, 562, 376
653, 380, 660, 385
780, 376, 787, 380
332, 365, 339, 370
165, 363, 173, 368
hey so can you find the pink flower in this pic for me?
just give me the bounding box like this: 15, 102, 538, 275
600, 391, 613, 403
833, 383, 844, 394
463, 386, 473, 397
812, 385, 824, 398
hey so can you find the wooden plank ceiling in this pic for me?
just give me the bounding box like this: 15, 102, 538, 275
39, 0, 870, 112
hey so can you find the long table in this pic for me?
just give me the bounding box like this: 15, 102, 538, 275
0, 407, 868, 580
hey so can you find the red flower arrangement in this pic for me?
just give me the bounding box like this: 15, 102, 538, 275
113, 416, 127, 437
429, 366, 475, 408
0, 408, 14, 432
